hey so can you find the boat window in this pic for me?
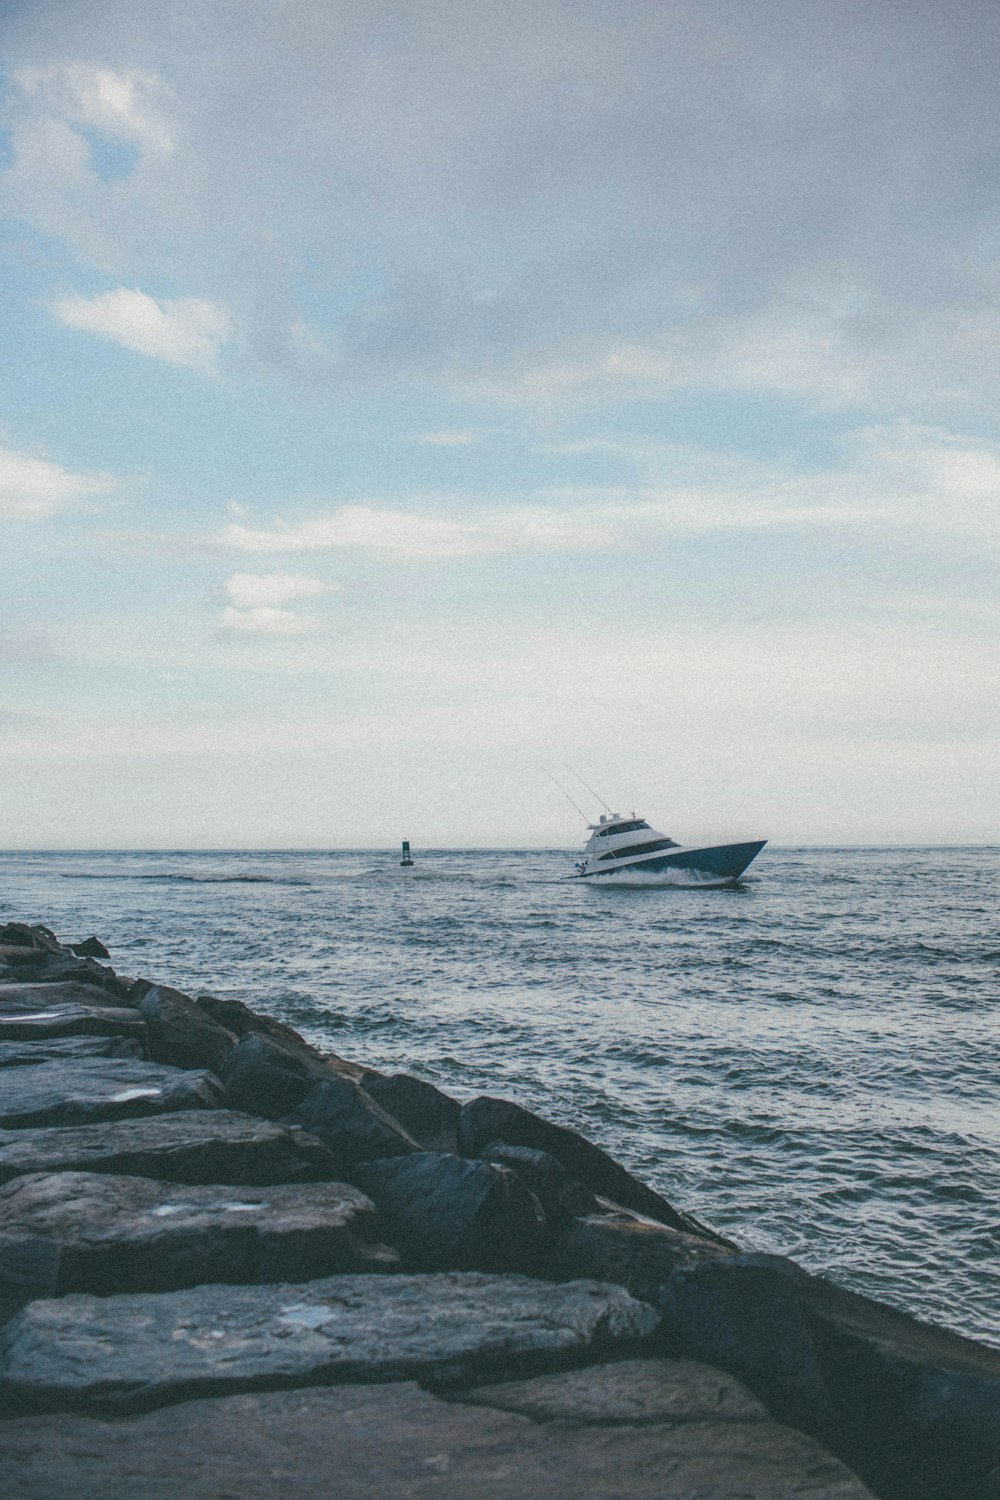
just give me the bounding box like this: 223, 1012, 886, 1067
597, 838, 680, 861
594, 820, 650, 837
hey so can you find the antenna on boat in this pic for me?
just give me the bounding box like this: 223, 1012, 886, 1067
565, 766, 612, 813
542, 767, 590, 824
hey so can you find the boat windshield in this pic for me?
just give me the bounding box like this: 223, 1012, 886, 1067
594, 819, 649, 838
598, 837, 679, 861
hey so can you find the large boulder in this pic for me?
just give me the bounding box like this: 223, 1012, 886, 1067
0, 1057, 223, 1129
458, 1095, 732, 1244
656, 1253, 1000, 1500
137, 985, 238, 1073
0, 1272, 660, 1414
219, 1032, 327, 1118
352, 1152, 548, 1272
0, 1373, 876, 1499
554, 1206, 733, 1298
285, 1076, 418, 1164
0, 1110, 342, 1186
361, 1072, 462, 1152
479, 1141, 598, 1225
67, 938, 111, 959
0, 923, 63, 955
0, 1171, 399, 1294
195, 993, 367, 1082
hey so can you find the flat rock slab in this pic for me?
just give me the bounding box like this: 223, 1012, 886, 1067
0, 1171, 401, 1294
0, 1109, 341, 1185
0, 994, 146, 1044
0, 1057, 222, 1129
461, 1356, 768, 1424
0, 1378, 875, 1498
0, 1272, 659, 1414
0, 981, 134, 1009
0, 1035, 144, 1067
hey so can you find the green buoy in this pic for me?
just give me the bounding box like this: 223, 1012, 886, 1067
400, 840, 414, 866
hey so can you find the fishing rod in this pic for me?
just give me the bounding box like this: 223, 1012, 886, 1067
565, 766, 612, 813
541, 767, 590, 824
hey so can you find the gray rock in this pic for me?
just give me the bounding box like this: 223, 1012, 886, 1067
0, 1057, 222, 1129
67, 937, 111, 958
0, 1035, 145, 1067
0, 923, 63, 954
0, 1379, 876, 1498
362, 1072, 462, 1152
220, 1031, 328, 1117
0, 1171, 400, 1293
286, 1075, 418, 1163
0, 981, 135, 1011
555, 1206, 732, 1297
458, 1095, 733, 1245
460, 1356, 769, 1423
353, 1152, 548, 1272
0, 1272, 659, 1414
1, 958, 134, 1001
0, 943, 44, 964
480, 1141, 598, 1224
0, 1000, 147, 1043
137, 984, 238, 1073
195, 992, 368, 1082
0, 1109, 342, 1186
656, 1252, 1000, 1500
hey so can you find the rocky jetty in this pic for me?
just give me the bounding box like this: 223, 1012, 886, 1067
0, 921, 997, 1499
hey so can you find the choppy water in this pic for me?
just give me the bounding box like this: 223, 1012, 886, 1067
2, 845, 998, 1349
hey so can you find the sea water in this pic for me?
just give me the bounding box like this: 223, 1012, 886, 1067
1, 845, 997, 1349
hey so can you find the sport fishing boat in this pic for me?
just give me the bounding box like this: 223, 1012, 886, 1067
571, 812, 766, 885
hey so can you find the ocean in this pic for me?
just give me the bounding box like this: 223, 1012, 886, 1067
2, 844, 997, 1349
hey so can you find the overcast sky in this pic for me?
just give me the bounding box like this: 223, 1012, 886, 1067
1, 0, 998, 848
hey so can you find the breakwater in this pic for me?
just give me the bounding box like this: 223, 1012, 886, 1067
0, 919, 998, 1500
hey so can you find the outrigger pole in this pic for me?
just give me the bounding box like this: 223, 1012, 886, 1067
542, 767, 590, 824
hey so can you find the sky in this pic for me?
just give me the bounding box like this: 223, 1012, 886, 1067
1, 0, 998, 848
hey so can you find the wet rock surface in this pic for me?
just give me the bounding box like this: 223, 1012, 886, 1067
0, 1057, 223, 1128
0, 1375, 876, 1499
0, 1109, 343, 1185
0, 1171, 399, 1293
0, 1272, 660, 1414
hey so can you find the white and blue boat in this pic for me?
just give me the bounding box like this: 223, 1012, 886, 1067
572, 812, 765, 885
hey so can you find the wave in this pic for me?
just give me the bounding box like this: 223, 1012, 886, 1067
59, 872, 311, 886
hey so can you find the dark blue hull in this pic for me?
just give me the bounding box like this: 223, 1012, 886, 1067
579, 839, 766, 883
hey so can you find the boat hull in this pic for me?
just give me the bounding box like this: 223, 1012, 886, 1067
575, 839, 766, 884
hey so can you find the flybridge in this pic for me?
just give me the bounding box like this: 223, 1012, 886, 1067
590, 816, 649, 837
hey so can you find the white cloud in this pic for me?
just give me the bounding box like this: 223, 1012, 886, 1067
0, 444, 114, 520
223, 573, 326, 608
52, 289, 231, 372
220, 606, 316, 636
220, 502, 620, 559
17, 63, 175, 154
